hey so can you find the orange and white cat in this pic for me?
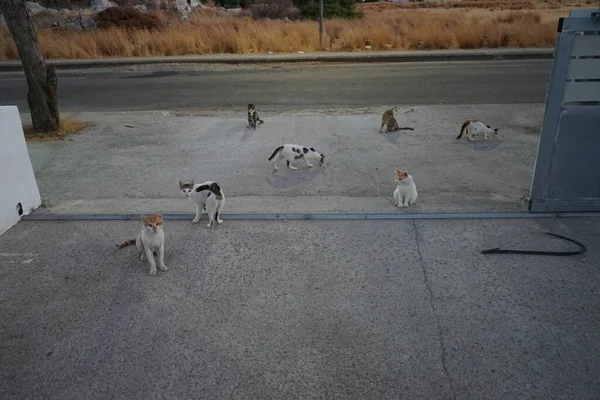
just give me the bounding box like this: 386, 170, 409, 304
117, 211, 167, 276
393, 169, 418, 208
456, 120, 499, 141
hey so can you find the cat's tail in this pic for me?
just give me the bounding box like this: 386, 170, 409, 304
268, 146, 283, 161
456, 120, 470, 139
116, 239, 136, 249
398, 127, 414, 131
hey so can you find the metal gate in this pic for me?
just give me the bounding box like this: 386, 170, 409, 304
529, 9, 600, 212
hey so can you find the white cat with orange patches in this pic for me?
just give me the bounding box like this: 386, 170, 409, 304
393, 169, 418, 208
116, 211, 167, 276
456, 120, 499, 141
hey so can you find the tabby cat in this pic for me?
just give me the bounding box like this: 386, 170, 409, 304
380, 107, 414, 133
247, 104, 264, 129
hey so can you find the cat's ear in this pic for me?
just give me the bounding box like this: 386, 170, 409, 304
157, 210, 163, 217
190, 180, 194, 186
179, 181, 184, 188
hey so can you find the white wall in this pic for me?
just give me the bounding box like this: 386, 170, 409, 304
0, 106, 42, 236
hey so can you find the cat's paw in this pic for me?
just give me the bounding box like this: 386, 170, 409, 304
206, 222, 213, 228
159, 264, 168, 271
396, 203, 404, 208
192, 218, 200, 223
149, 268, 157, 276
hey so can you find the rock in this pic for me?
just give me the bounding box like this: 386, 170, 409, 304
81, 15, 98, 30
175, 0, 202, 7
65, 14, 98, 31
133, 5, 148, 13
31, 9, 65, 29
91, 0, 118, 13
26, 2, 46, 15
142, 0, 161, 10
175, 4, 192, 18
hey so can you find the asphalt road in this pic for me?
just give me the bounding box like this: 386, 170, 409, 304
0, 60, 552, 112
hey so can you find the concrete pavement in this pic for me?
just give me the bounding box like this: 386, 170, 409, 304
25, 104, 542, 215
0, 60, 553, 112
0, 216, 598, 399
0, 48, 554, 71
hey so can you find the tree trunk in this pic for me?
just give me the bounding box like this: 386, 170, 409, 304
0, 0, 59, 133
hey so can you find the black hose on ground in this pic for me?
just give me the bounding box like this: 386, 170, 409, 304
481, 232, 586, 256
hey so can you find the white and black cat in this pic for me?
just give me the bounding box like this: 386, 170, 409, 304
268, 144, 326, 170
179, 180, 225, 227
456, 120, 499, 141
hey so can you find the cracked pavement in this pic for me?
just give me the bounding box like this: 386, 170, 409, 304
1, 217, 599, 399
3, 84, 600, 398
25, 104, 541, 215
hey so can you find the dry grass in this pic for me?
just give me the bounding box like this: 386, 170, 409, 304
24, 118, 90, 142
359, 0, 583, 11
0, 6, 572, 60
360, 0, 537, 11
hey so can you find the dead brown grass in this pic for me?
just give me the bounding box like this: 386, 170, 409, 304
24, 118, 90, 142
360, 0, 537, 11
0, 8, 565, 60
359, 0, 582, 11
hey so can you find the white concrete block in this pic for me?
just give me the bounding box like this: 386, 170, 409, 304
0, 106, 41, 236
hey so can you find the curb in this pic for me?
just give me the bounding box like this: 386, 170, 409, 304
0, 48, 554, 71
21, 211, 600, 221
